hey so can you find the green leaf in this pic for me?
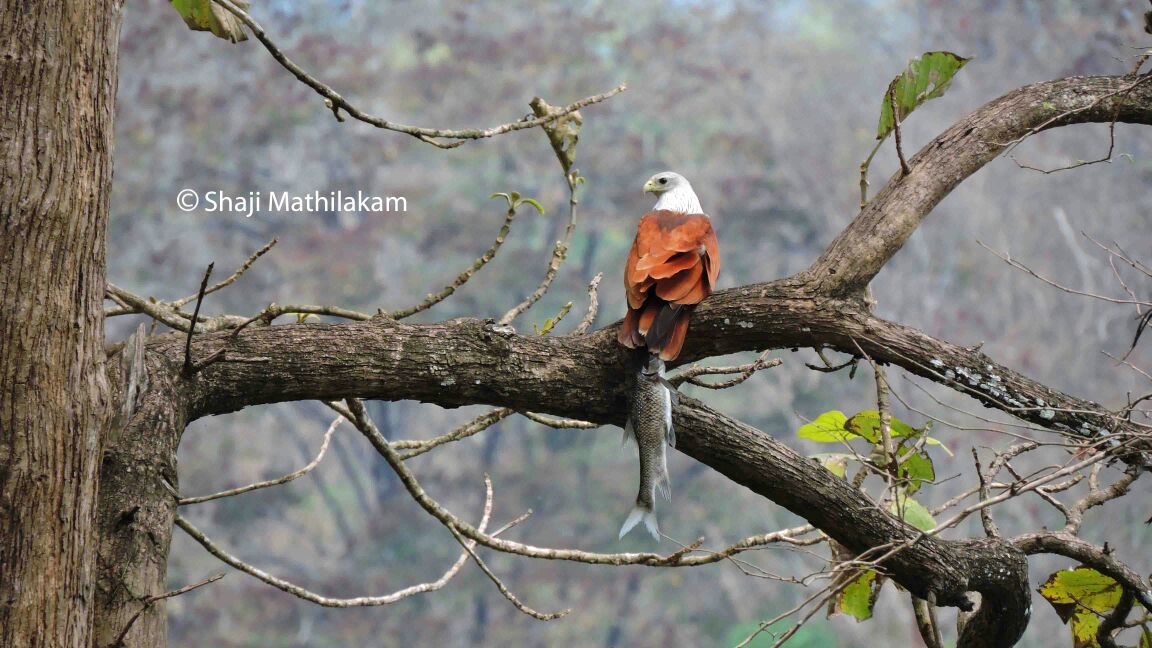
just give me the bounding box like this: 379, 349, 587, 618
922, 435, 953, 456
519, 197, 545, 216
895, 447, 935, 494
851, 412, 953, 456
836, 569, 882, 621
810, 453, 853, 478
1140, 625, 1151, 648
876, 51, 971, 140
845, 410, 917, 442
890, 492, 936, 532
797, 411, 856, 443
170, 0, 249, 43
490, 192, 544, 215
533, 302, 571, 336
1039, 567, 1124, 648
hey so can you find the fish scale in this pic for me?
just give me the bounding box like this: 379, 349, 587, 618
619, 355, 675, 540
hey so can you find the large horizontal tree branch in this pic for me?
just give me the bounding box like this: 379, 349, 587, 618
177, 285, 1150, 466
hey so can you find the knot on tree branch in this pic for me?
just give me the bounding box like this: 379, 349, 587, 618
954, 538, 1031, 648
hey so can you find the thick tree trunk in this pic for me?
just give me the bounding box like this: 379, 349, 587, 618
93, 339, 189, 647
0, 2, 122, 646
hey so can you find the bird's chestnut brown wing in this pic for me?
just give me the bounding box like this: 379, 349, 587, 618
619, 211, 719, 359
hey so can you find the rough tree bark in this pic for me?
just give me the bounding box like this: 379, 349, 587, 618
0, 2, 123, 646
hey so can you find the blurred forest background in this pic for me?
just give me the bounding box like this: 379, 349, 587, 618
108, 1, 1151, 646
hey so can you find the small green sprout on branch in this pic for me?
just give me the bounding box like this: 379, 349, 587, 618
490, 192, 546, 216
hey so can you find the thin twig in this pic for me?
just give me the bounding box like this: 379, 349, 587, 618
182, 263, 215, 377
106, 284, 194, 332
173, 239, 278, 308
497, 231, 574, 326
391, 207, 519, 320
396, 408, 514, 460
175, 474, 500, 607
108, 573, 224, 647
978, 242, 1150, 307
804, 348, 860, 376
444, 503, 569, 620
105, 240, 277, 318
497, 167, 581, 326
858, 139, 885, 208
874, 362, 895, 477
520, 412, 599, 429
971, 448, 1000, 538
572, 273, 602, 335
670, 351, 780, 389
891, 88, 911, 175
1010, 119, 1119, 174
179, 416, 341, 505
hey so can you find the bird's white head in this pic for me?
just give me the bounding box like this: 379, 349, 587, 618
643, 171, 703, 214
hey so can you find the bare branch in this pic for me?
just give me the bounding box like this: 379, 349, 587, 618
519, 411, 599, 429
971, 448, 1000, 538
107, 573, 224, 648
106, 284, 193, 332
105, 240, 278, 318
396, 408, 514, 460
208, 0, 624, 148
497, 201, 577, 327
174, 473, 500, 607
443, 499, 569, 620
182, 264, 215, 377
890, 88, 911, 175
391, 207, 520, 320
572, 272, 602, 335
669, 351, 781, 389
978, 241, 1151, 308
172, 239, 277, 309
178, 415, 340, 505
1063, 465, 1139, 534
1010, 119, 1119, 174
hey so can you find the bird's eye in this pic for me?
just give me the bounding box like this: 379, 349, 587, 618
658, 177, 667, 185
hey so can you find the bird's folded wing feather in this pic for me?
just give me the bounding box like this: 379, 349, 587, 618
625, 210, 720, 306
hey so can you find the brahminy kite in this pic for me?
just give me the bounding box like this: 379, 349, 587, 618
618, 171, 720, 361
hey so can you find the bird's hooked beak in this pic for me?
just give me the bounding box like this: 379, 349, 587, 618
643, 179, 658, 195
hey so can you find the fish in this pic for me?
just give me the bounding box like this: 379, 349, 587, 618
618, 354, 679, 540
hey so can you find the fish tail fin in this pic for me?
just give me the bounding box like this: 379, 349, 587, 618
618, 504, 660, 541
